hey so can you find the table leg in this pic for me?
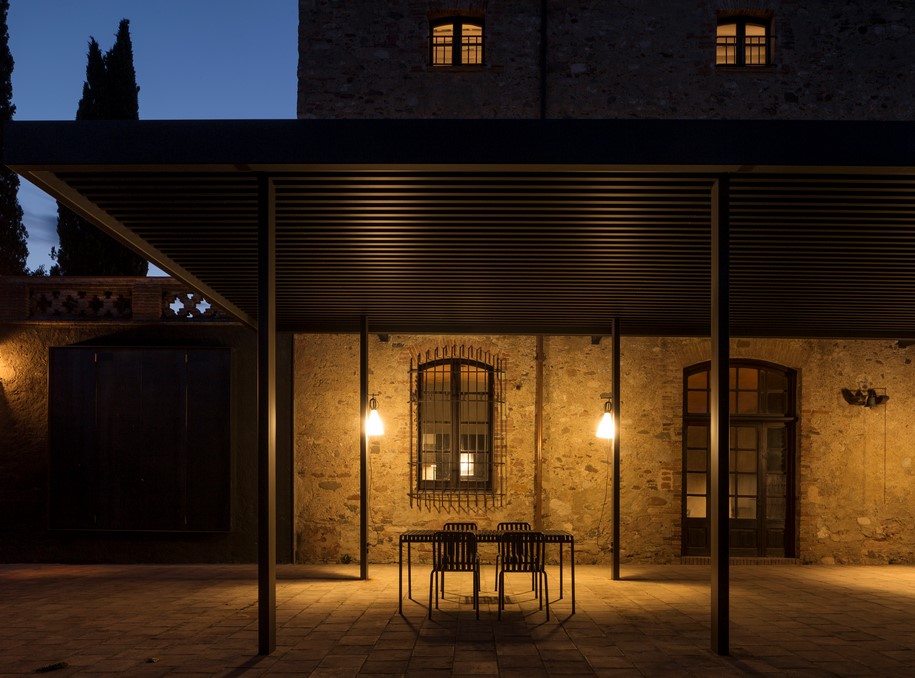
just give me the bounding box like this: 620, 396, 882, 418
407, 541, 413, 600
398, 538, 404, 614
570, 538, 576, 615
558, 541, 564, 600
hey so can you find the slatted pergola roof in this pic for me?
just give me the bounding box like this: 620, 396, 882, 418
5, 118, 915, 338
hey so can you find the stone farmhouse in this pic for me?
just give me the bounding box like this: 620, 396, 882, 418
3, 0, 915, 654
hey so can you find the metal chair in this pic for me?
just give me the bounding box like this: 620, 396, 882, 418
495, 521, 532, 590
429, 530, 480, 619
496, 531, 548, 620
440, 522, 477, 593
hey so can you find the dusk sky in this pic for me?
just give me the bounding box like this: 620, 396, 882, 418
8, 0, 297, 272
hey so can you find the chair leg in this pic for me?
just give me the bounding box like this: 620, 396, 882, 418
428, 570, 434, 619
474, 569, 480, 620
497, 571, 504, 620
543, 571, 550, 621
494, 556, 500, 591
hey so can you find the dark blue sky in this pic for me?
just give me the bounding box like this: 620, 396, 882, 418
9, 0, 298, 272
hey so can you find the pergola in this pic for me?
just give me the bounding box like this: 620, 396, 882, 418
5, 118, 915, 656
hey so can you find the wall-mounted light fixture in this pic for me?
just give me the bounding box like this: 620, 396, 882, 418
366, 393, 384, 436
841, 386, 889, 408
596, 392, 615, 439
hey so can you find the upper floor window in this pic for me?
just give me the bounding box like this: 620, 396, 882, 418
716, 15, 773, 67
431, 17, 484, 66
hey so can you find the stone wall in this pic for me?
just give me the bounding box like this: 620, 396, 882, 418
298, 0, 915, 120
293, 333, 915, 566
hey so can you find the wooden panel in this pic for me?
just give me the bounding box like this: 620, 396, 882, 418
48, 346, 231, 532
48, 348, 97, 529
185, 349, 231, 531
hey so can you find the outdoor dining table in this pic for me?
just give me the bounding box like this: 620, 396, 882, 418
397, 528, 575, 614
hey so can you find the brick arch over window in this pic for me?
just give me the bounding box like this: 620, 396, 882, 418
682, 358, 797, 557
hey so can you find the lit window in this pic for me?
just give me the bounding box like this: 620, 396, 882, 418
431, 18, 484, 66
716, 16, 772, 66
409, 345, 507, 506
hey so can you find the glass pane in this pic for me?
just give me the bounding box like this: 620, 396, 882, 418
737, 368, 758, 390
687, 391, 708, 413
737, 449, 757, 472
729, 391, 736, 411
736, 497, 756, 518
687, 448, 707, 472
737, 427, 756, 449
729, 367, 737, 389
745, 24, 767, 65
767, 427, 785, 448
737, 474, 757, 496
421, 363, 451, 393
767, 473, 786, 497
461, 23, 483, 65
737, 392, 759, 413
687, 371, 708, 389
767, 370, 787, 389
728, 497, 735, 518
687, 495, 706, 518
687, 472, 707, 495
766, 393, 786, 414
767, 497, 786, 520
687, 425, 708, 448
432, 24, 453, 65
729, 474, 735, 494
716, 23, 737, 65
767, 448, 784, 473
460, 363, 488, 394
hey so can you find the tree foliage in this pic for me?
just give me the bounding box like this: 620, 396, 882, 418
0, 0, 28, 275
55, 19, 147, 276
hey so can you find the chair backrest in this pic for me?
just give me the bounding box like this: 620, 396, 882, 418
497, 521, 531, 531
432, 530, 478, 572
442, 521, 478, 531
498, 531, 545, 572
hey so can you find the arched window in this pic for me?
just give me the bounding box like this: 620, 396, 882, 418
683, 360, 796, 557
430, 17, 484, 66
410, 345, 505, 507
716, 15, 773, 66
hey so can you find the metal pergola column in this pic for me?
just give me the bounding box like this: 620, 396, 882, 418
611, 317, 621, 581
360, 316, 369, 580
257, 175, 277, 655
710, 175, 731, 655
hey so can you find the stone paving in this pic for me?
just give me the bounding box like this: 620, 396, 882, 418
1, 562, 914, 677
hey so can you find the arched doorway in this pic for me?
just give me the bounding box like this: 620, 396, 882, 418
682, 360, 797, 557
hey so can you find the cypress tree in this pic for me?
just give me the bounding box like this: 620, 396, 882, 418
103, 19, 139, 120
0, 0, 28, 275
54, 19, 147, 276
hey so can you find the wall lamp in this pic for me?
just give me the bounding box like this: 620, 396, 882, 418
841, 387, 889, 408
366, 393, 384, 436
596, 392, 615, 439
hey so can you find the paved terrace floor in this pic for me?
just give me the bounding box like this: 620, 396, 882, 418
2, 562, 914, 677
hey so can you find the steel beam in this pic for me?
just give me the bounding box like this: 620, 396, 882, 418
710, 176, 731, 655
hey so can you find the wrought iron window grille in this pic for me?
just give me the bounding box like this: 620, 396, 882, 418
410, 343, 506, 509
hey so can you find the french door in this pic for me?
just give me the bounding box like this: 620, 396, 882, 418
682, 361, 796, 557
